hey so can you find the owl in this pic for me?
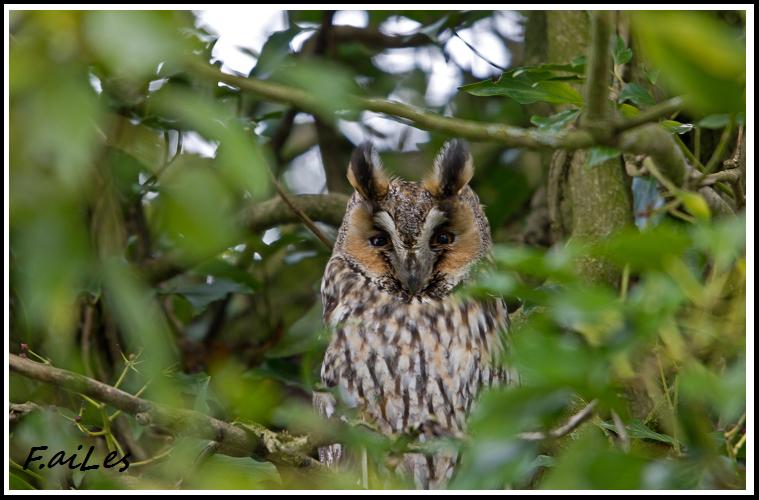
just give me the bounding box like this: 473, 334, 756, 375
314, 140, 514, 489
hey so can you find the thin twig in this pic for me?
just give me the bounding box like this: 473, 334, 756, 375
519, 400, 598, 440
614, 97, 685, 133
452, 29, 508, 72
268, 173, 334, 249
701, 119, 736, 176
611, 410, 630, 452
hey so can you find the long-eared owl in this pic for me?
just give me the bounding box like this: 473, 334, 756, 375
314, 140, 515, 489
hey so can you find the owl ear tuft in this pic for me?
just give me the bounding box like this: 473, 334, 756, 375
347, 142, 390, 201
424, 140, 474, 198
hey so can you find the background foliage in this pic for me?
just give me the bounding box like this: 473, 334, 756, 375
8, 9, 747, 490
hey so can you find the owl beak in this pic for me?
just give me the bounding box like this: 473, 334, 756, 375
405, 272, 423, 296
399, 253, 427, 296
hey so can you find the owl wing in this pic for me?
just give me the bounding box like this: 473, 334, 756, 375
313, 257, 350, 469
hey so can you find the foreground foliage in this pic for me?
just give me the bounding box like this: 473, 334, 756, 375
9, 10, 746, 490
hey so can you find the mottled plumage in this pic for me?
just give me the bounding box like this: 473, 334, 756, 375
315, 141, 514, 489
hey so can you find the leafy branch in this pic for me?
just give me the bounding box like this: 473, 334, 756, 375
11, 354, 605, 470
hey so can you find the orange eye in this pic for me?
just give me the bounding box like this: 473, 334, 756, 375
433, 230, 455, 245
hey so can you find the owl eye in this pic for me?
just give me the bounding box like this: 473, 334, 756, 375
432, 230, 455, 246
369, 233, 390, 247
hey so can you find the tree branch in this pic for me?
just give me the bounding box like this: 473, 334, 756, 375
614, 97, 685, 133
617, 123, 687, 186
268, 175, 334, 249
697, 168, 742, 186
11, 354, 604, 470
9, 354, 318, 465
582, 11, 614, 127
191, 61, 597, 150
518, 400, 598, 441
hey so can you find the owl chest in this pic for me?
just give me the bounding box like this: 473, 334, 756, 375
321, 287, 505, 435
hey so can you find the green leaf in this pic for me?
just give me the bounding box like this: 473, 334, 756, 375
661, 120, 694, 135
632, 11, 746, 114
586, 146, 621, 168
593, 223, 691, 272
645, 67, 661, 85
10, 472, 36, 490
598, 419, 678, 446
152, 167, 240, 260
265, 301, 325, 358
697, 114, 731, 129
571, 55, 587, 68
613, 35, 633, 65
194, 258, 260, 290
530, 109, 580, 131
618, 103, 640, 118
680, 358, 746, 421
147, 85, 271, 200
462, 78, 583, 105
460, 62, 585, 105
543, 427, 649, 489
618, 83, 655, 107
84, 11, 185, 79
249, 26, 303, 79
192, 375, 212, 413
160, 278, 254, 314
270, 58, 362, 120
690, 214, 746, 271
627, 420, 679, 446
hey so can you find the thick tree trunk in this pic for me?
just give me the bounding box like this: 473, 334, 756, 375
539, 11, 633, 287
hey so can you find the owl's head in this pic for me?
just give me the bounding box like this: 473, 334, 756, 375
333, 140, 492, 301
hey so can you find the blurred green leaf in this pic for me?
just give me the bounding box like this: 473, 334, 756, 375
530, 109, 580, 131
10, 472, 36, 490
613, 35, 633, 65
160, 278, 254, 315
618, 82, 655, 107
680, 358, 745, 421
592, 223, 691, 272
697, 113, 745, 129
249, 26, 303, 79
599, 419, 678, 446
12, 205, 91, 353
586, 146, 621, 168
691, 214, 746, 270
618, 102, 641, 118
661, 120, 694, 135
270, 58, 362, 120
84, 11, 186, 79
632, 11, 745, 114
152, 167, 240, 260
10, 69, 103, 197
265, 301, 325, 358
542, 426, 648, 489
147, 85, 271, 199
